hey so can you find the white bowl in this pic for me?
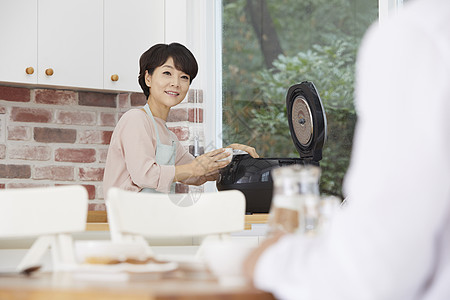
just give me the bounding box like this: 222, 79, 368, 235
202, 240, 256, 286
75, 241, 148, 264
217, 147, 233, 163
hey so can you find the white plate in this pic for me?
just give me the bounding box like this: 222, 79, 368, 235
72, 261, 178, 274
67, 261, 178, 281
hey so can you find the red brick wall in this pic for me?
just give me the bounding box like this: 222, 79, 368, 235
0, 85, 204, 210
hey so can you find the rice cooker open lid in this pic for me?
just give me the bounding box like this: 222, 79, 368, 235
287, 81, 327, 162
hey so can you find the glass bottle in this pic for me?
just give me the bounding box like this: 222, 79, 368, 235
298, 165, 321, 235
267, 164, 321, 236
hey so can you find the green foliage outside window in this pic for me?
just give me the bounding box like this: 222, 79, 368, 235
222, 0, 378, 197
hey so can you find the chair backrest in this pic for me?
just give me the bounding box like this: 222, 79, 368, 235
0, 185, 88, 238
106, 188, 246, 240
0, 185, 88, 271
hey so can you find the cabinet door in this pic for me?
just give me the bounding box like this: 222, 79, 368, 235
38, 0, 103, 89
0, 0, 38, 84
104, 0, 165, 92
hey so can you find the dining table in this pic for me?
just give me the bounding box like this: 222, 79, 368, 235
0, 269, 275, 300
0, 211, 274, 299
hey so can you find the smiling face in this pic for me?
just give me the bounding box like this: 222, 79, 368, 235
145, 57, 190, 118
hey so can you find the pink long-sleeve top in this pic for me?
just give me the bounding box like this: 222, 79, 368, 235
103, 108, 196, 197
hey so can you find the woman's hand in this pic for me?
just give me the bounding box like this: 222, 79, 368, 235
226, 143, 260, 158
191, 148, 230, 176
175, 148, 231, 182
202, 169, 220, 181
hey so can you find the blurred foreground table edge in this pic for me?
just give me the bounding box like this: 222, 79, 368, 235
0, 272, 275, 300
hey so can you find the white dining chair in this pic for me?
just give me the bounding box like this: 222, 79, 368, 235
105, 187, 246, 258
0, 185, 88, 271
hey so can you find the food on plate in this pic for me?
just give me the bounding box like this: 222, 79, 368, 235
83, 256, 168, 265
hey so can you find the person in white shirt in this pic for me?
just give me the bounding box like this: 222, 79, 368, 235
244, 0, 450, 299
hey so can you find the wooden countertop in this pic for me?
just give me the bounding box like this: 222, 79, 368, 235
86, 211, 269, 231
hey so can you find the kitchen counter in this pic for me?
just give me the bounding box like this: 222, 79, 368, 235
86, 211, 269, 231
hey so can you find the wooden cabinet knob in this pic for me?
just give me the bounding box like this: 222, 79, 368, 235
111, 74, 119, 81
25, 67, 34, 75
45, 68, 54, 76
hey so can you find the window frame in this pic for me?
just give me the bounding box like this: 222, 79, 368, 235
379, 0, 404, 21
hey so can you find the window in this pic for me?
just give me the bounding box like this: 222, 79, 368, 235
220, 0, 378, 197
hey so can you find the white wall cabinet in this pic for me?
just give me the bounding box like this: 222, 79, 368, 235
0, 0, 165, 92
104, 0, 165, 92
38, 0, 103, 90
0, 0, 38, 85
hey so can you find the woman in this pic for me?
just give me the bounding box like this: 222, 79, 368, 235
103, 43, 258, 196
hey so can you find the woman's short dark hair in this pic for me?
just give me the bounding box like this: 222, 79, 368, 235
138, 43, 198, 98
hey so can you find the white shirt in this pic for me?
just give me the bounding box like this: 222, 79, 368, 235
253, 0, 450, 299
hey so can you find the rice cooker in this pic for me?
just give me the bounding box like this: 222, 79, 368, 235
216, 81, 327, 213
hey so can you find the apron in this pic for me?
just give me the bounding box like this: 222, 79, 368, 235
140, 104, 177, 193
